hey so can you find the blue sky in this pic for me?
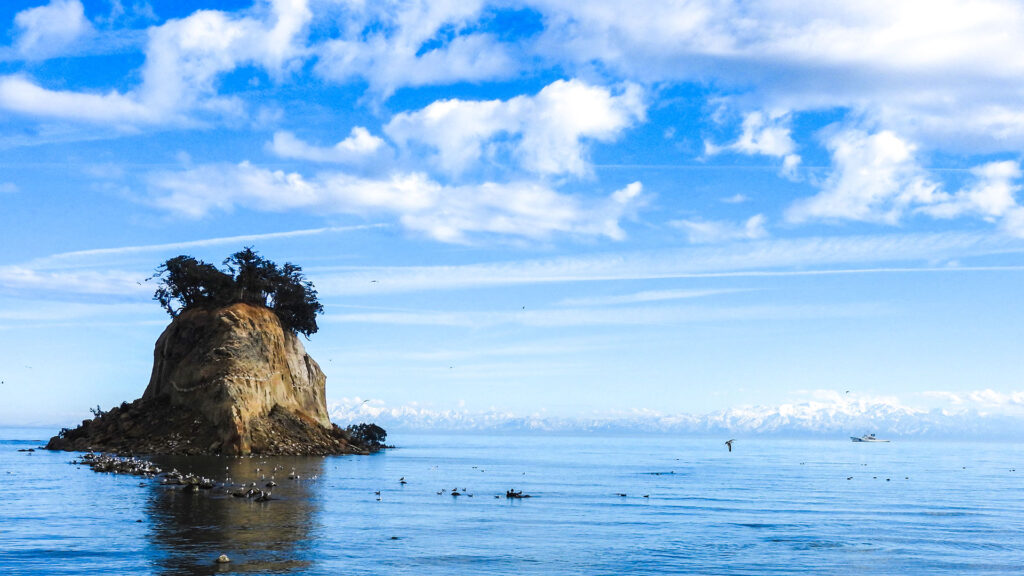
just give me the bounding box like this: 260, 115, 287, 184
2, 0, 1024, 429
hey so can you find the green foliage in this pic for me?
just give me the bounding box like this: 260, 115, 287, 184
345, 423, 388, 448
152, 247, 323, 337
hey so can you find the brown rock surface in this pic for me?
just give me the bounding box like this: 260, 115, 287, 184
47, 303, 382, 455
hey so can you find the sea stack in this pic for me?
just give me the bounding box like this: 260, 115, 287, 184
47, 302, 382, 456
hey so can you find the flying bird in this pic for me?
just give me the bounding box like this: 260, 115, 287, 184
725, 439, 735, 452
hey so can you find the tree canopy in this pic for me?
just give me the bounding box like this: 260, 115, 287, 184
152, 248, 324, 337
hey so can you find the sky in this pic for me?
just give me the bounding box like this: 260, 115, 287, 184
2, 0, 1024, 431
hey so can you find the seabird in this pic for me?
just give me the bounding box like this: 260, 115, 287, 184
725, 439, 735, 452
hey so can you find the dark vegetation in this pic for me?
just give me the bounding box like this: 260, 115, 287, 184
152, 247, 323, 337
51, 400, 386, 455
343, 423, 389, 449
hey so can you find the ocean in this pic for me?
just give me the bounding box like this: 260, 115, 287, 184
2, 429, 1023, 575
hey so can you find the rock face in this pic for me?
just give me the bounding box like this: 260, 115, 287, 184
144, 303, 331, 453
47, 303, 382, 456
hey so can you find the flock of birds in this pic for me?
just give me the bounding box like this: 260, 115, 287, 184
64, 435, 1016, 512
68, 436, 748, 504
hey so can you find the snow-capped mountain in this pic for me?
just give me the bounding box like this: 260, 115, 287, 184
328, 393, 1024, 439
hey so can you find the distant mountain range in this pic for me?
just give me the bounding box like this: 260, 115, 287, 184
328, 396, 1024, 440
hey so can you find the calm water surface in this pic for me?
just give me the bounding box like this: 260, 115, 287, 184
2, 429, 1023, 575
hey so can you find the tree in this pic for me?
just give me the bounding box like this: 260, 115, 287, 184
152, 248, 323, 337
152, 255, 233, 317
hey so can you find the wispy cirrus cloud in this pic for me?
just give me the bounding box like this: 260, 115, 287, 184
323, 302, 885, 328
670, 214, 768, 244
30, 225, 385, 268
0, 225, 380, 299
310, 231, 1024, 296
557, 288, 746, 307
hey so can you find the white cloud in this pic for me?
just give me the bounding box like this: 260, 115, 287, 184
310, 231, 1024, 296
790, 131, 1024, 233
31, 225, 383, 268
269, 127, 387, 163
325, 301, 882, 328
558, 288, 744, 307
921, 161, 1022, 220
705, 111, 801, 178
313, 0, 515, 97
787, 130, 940, 224
0, 265, 147, 297
529, 0, 1024, 151
0, 182, 18, 194
0, 74, 160, 125
384, 79, 645, 177
0, 0, 312, 125
671, 214, 767, 244
14, 0, 92, 60
0, 224, 383, 300
147, 161, 645, 243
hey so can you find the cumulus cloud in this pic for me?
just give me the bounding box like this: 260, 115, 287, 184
269, 127, 387, 163
385, 79, 645, 178
921, 161, 1022, 221
529, 0, 1024, 151
147, 161, 644, 243
787, 130, 940, 224
705, 111, 801, 178
0, 0, 312, 125
670, 214, 767, 244
312, 0, 516, 97
14, 0, 93, 60
789, 130, 1024, 234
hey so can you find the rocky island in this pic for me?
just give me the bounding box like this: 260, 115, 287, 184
47, 249, 385, 456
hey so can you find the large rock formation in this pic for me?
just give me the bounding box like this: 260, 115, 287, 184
47, 303, 384, 455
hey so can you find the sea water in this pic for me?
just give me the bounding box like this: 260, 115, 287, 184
2, 429, 1023, 575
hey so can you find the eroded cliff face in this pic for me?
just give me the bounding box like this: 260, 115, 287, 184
143, 303, 330, 453
47, 303, 378, 456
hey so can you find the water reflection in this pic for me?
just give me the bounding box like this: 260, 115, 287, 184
145, 455, 327, 575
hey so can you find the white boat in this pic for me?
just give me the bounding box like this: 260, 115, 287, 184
850, 433, 889, 443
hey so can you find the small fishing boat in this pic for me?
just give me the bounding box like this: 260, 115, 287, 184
850, 433, 889, 443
